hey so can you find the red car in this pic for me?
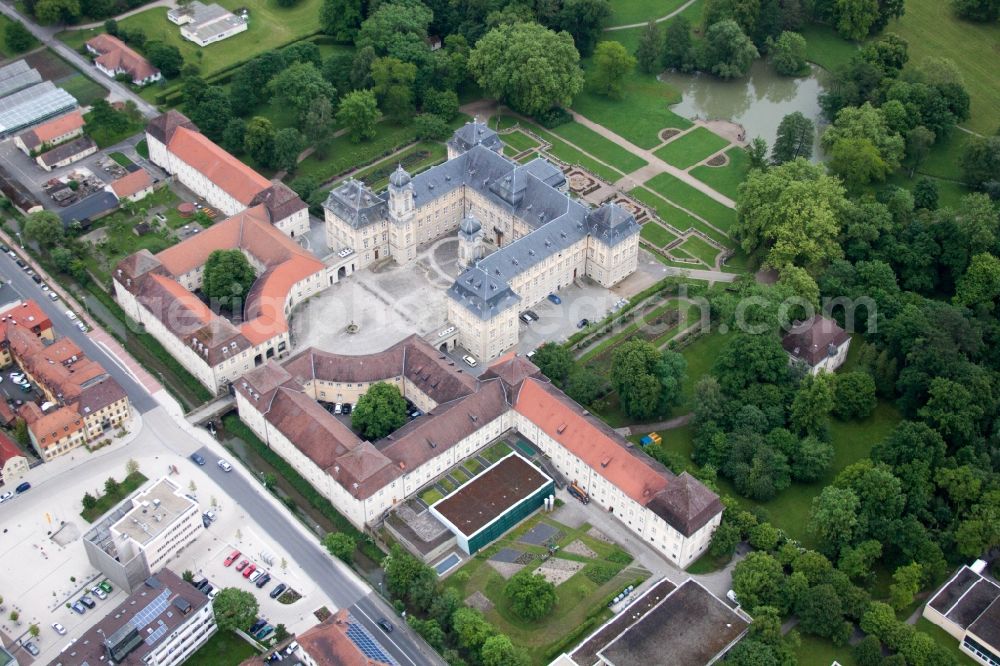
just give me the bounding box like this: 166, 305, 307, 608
224, 550, 240, 567
242, 564, 257, 579
235, 559, 249, 572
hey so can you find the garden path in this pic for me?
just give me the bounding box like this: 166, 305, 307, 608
604, 0, 700, 30
75, 0, 179, 29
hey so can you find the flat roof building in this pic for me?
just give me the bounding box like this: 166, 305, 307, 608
51, 569, 216, 666
0, 81, 77, 137
168, 1, 248, 47
83, 478, 203, 592
430, 452, 554, 554
923, 562, 1000, 666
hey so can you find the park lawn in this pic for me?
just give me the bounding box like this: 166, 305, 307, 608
678, 235, 720, 266
916, 130, 970, 181
0, 15, 39, 57
799, 23, 859, 72
80, 471, 148, 522
607, 0, 687, 27
643, 171, 737, 231
915, 618, 977, 665
501, 129, 541, 153
628, 186, 731, 247
186, 630, 259, 666
677, 330, 729, 410
572, 72, 691, 150
689, 147, 749, 200
653, 127, 731, 169
882, 170, 973, 210
549, 121, 648, 173
59, 0, 324, 84
639, 221, 677, 247
794, 634, 858, 666
888, 0, 1000, 134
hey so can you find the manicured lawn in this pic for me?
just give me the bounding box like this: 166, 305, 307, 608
653, 127, 731, 169
420, 487, 443, 505
549, 121, 648, 173
888, 0, 1000, 134
795, 634, 858, 666
677, 330, 730, 409
0, 15, 39, 57
689, 147, 749, 200
572, 73, 691, 150
642, 172, 737, 231
799, 23, 859, 72
501, 129, 541, 153
678, 235, 720, 266
59, 0, 324, 85
294, 123, 419, 184
135, 139, 149, 158
80, 471, 148, 522
628, 186, 731, 247
482, 441, 512, 463
494, 116, 627, 182
915, 617, 977, 665
186, 630, 259, 666
607, 0, 687, 26
639, 221, 677, 247
108, 152, 133, 167
57, 73, 107, 106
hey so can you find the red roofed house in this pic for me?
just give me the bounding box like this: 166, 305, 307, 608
85, 34, 161, 86
114, 205, 329, 394
0, 431, 29, 487
233, 345, 723, 569
13, 110, 86, 156
781, 315, 852, 376
145, 110, 309, 238
107, 168, 154, 202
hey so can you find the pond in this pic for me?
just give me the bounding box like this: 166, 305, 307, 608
660, 60, 830, 159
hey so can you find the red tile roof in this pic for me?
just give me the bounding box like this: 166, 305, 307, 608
110, 169, 152, 199
0, 431, 24, 465
295, 610, 380, 666
86, 34, 160, 82
0, 299, 53, 337
167, 127, 271, 205
17, 111, 85, 151
781, 315, 851, 366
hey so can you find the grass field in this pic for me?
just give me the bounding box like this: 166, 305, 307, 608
628, 186, 731, 246
572, 73, 691, 149
549, 121, 648, 173
642, 172, 737, 231
678, 235, 720, 266
59, 0, 324, 85
915, 130, 970, 181
186, 630, 259, 666
689, 147, 749, 199
501, 129, 541, 153
607, 0, 687, 26
888, 0, 1000, 134
639, 221, 677, 247
799, 23, 859, 72
80, 471, 148, 522
495, 116, 627, 183
653, 127, 731, 169
0, 15, 39, 57
295, 122, 420, 184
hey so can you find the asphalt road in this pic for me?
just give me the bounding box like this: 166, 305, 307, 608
1, 249, 442, 666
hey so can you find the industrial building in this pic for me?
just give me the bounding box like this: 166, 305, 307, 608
0, 80, 77, 137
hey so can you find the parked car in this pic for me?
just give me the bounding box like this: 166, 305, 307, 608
79, 596, 96, 609
547, 293, 562, 304
48, 292, 58, 301
269, 583, 287, 599
342, 403, 352, 415
65, 310, 76, 320
99, 580, 113, 594
208, 587, 220, 601
14, 259, 25, 268
255, 573, 271, 588
377, 617, 394, 633
0, 491, 13, 504
462, 355, 477, 367
70, 602, 85, 615
201, 584, 213, 596
334, 403, 342, 414
24, 642, 39, 656
0, 244, 8, 253
248, 569, 263, 583
91, 586, 108, 600
15, 482, 30, 494
519, 312, 533, 324
76, 321, 88, 332
235, 559, 249, 572
243, 564, 257, 579
249, 619, 267, 634
224, 550, 240, 567
217, 459, 233, 472
525, 310, 539, 321
52, 622, 66, 635
577, 318, 590, 329
202, 513, 211, 528
255, 625, 274, 641
190, 452, 206, 465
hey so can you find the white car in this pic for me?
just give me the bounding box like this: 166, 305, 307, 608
217, 459, 233, 472
52, 622, 66, 635
207, 587, 220, 600
65, 310, 77, 320
248, 569, 263, 583
48, 292, 59, 301
462, 355, 477, 367
76, 321, 88, 332
0, 491, 13, 504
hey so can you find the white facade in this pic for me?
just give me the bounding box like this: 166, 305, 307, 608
144, 599, 217, 666
806, 339, 850, 375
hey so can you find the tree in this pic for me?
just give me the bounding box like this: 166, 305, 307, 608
636, 21, 662, 74
504, 570, 556, 620
481, 634, 528, 666
126, 458, 139, 475
422, 89, 459, 120
952, 0, 1000, 21
709, 520, 741, 558
532, 342, 575, 386
452, 607, 495, 652
82, 492, 97, 510
322, 532, 355, 562
556, 0, 610, 56
700, 19, 758, 79
356, 2, 432, 57
34, 0, 80, 24
662, 15, 693, 71
832, 372, 877, 419
221, 118, 246, 155
353, 381, 408, 439
320, 0, 363, 40
268, 62, 335, 119
955, 253, 1000, 309
771, 112, 814, 164
468, 22, 585, 117
212, 588, 259, 632
735, 158, 847, 272
590, 41, 635, 99
408, 616, 446, 650
272, 127, 305, 172
23, 210, 64, 248
712, 333, 789, 394
244, 116, 276, 166
104, 476, 120, 495
182, 570, 196, 583
822, 103, 905, 173
791, 436, 835, 482
808, 486, 859, 556
28, 623, 39, 638
5, 20, 35, 53
913, 176, 939, 210
769, 31, 807, 76
145, 42, 184, 78
565, 368, 606, 405
732, 552, 788, 612
9, 610, 18, 623
797, 583, 851, 645
414, 113, 450, 140
202, 249, 256, 311
839, 540, 883, 583
745, 136, 768, 170
371, 57, 417, 122
187, 86, 233, 141
336, 89, 381, 143
905, 125, 935, 175
611, 341, 686, 420
960, 135, 1000, 193
790, 373, 834, 437
829, 136, 890, 190
833, 0, 880, 40
889, 562, 923, 611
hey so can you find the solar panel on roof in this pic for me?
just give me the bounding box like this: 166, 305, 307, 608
346, 617, 397, 665
145, 620, 168, 646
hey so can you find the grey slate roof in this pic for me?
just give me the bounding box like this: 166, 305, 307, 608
447, 266, 521, 320
322, 178, 388, 229
59, 191, 119, 227
447, 118, 502, 155
586, 202, 641, 247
